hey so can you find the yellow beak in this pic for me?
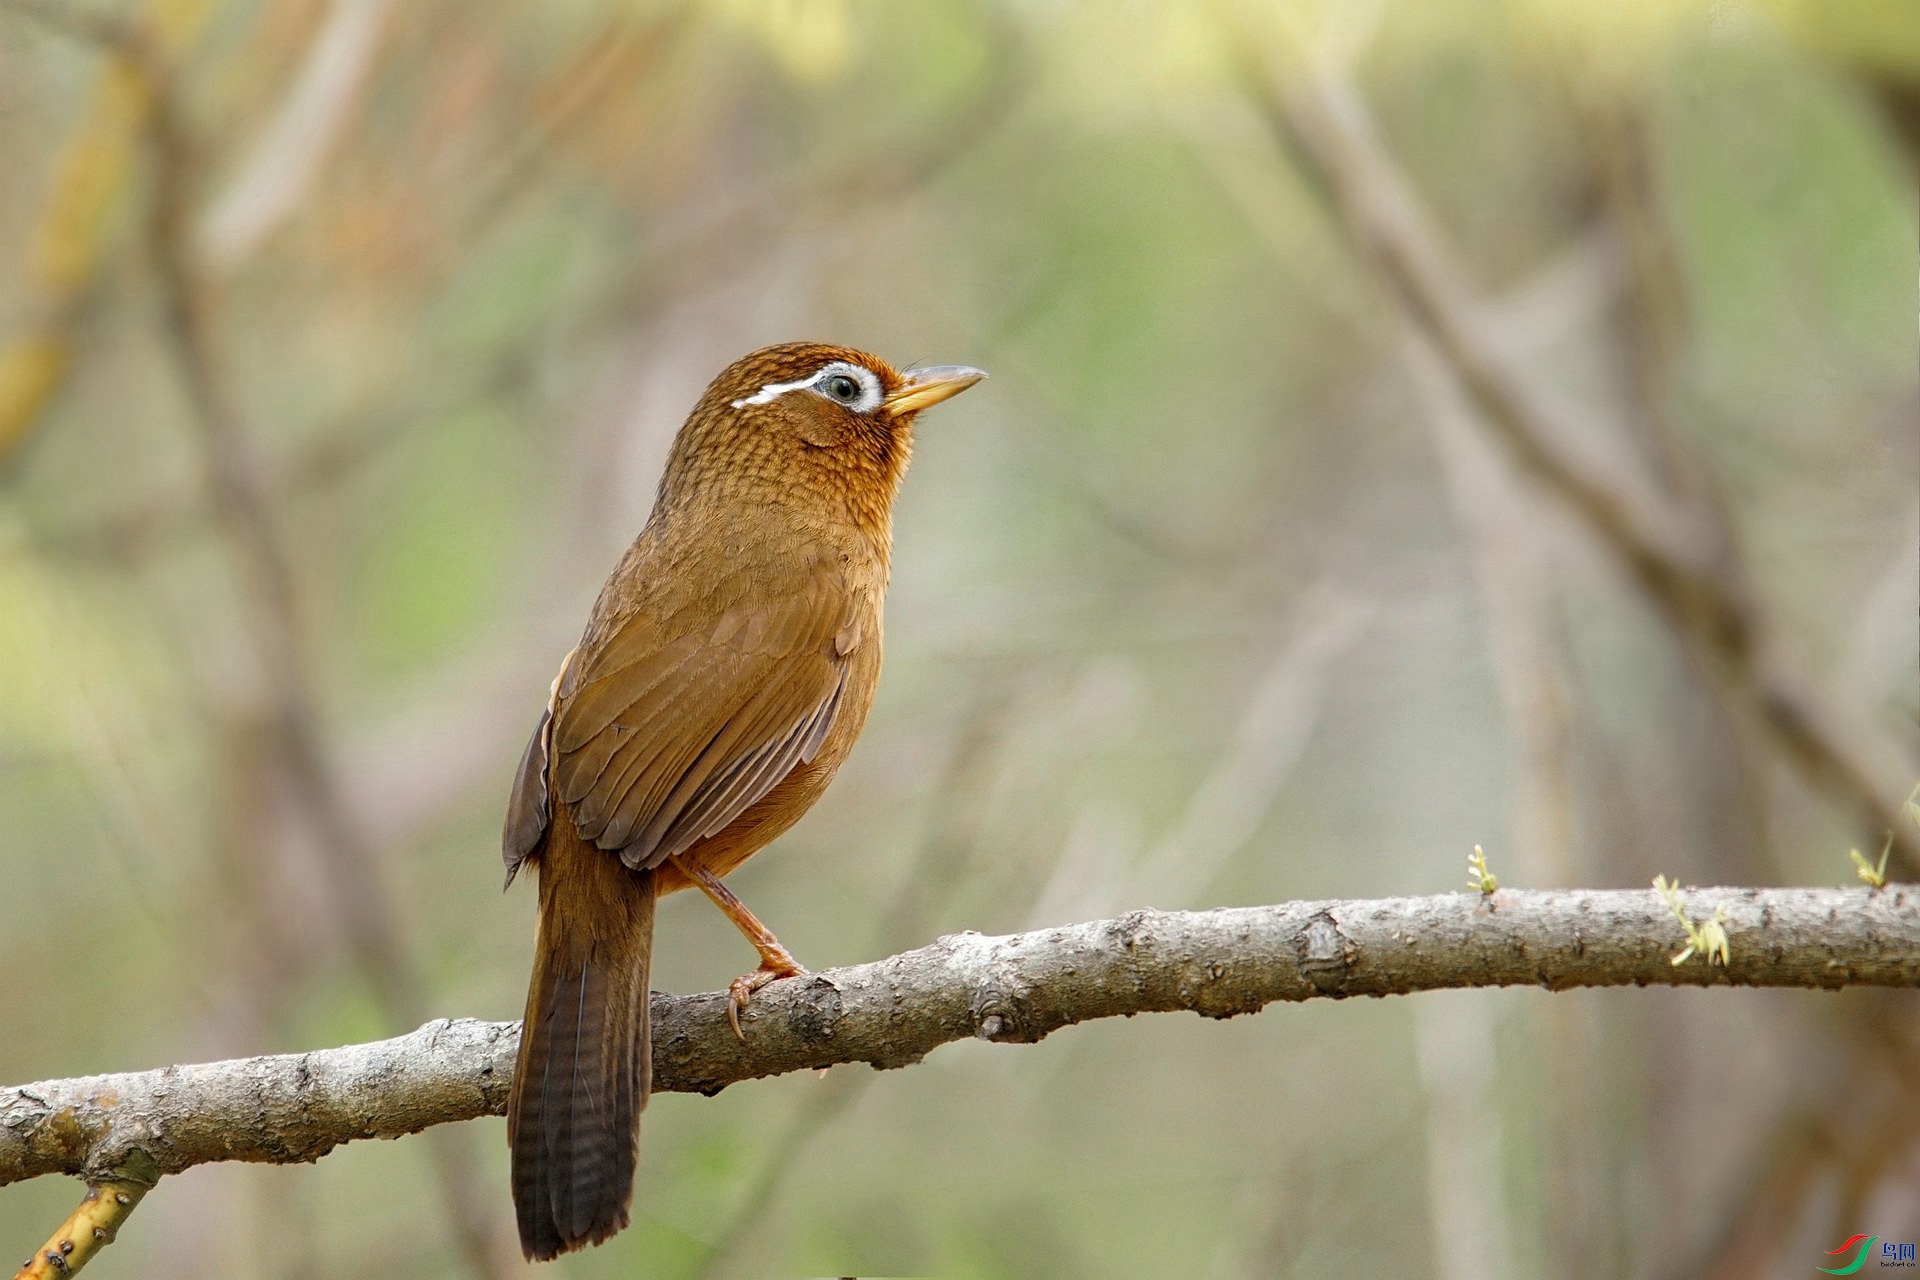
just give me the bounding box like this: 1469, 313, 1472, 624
884, 365, 986, 415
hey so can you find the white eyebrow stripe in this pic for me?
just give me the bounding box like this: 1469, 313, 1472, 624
732, 370, 825, 408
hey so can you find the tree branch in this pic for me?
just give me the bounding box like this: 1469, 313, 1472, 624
5, 887, 1916, 1189
11, 1168, 151, 1280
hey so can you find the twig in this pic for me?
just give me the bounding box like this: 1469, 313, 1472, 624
10, 1174, 151, 1280
3, 886, 1915, 1192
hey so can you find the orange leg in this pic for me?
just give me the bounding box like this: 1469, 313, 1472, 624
670, 857, 807, 1039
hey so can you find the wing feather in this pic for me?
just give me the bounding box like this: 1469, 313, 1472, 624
649, 666, 851, 860
545, 548, 860, 871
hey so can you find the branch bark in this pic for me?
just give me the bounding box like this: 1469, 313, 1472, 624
5, 886, 1916, 1188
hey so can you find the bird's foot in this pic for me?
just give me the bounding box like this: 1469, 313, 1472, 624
726, 945, 808, 1041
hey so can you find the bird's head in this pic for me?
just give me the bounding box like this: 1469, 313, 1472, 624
659, 342, 984, 533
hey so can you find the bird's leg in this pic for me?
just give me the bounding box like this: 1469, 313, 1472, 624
671, 857, 807, 1039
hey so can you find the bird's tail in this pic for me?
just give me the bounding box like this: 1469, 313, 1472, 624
507, 810, 656, 1261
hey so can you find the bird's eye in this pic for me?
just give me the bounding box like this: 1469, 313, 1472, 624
824, 374, 861, 403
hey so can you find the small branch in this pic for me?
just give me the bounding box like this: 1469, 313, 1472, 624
3, 887, 1915, 1188
10, 1171, 151, 1280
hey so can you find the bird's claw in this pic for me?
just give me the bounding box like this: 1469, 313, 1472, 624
725, 959, 808, 1041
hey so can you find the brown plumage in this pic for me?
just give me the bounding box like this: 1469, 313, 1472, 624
502, 341, 983, 1260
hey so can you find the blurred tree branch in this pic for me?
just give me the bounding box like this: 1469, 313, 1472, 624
36, 11, 1025, 572
139, 51, 526, 1280
3, 886, 1916, 1197
144, 28, 424, 1028
1229, 26, 1920, 877
194, 0, 396, 272
0, 0, 211, 467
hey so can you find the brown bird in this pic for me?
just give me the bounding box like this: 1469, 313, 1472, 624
501, 341, 983, 1260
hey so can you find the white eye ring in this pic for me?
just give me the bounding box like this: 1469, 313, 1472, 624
731, 361, 883, 412
808, 362, 883, 413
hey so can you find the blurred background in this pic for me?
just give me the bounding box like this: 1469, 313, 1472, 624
1, 0, 1916, 1276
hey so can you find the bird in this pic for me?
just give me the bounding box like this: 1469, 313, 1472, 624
500, 340, 983, 1260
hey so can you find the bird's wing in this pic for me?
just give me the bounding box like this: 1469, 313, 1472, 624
502, 648, 576, 883
541, 552, 858, 871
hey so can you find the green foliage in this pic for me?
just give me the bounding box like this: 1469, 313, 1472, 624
1652, 875, 1730, 968
1467, 844, 1499, 895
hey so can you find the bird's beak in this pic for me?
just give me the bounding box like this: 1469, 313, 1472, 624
884, 365, 986, 415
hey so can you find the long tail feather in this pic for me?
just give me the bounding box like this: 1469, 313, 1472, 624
507, 814, 656, 1260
